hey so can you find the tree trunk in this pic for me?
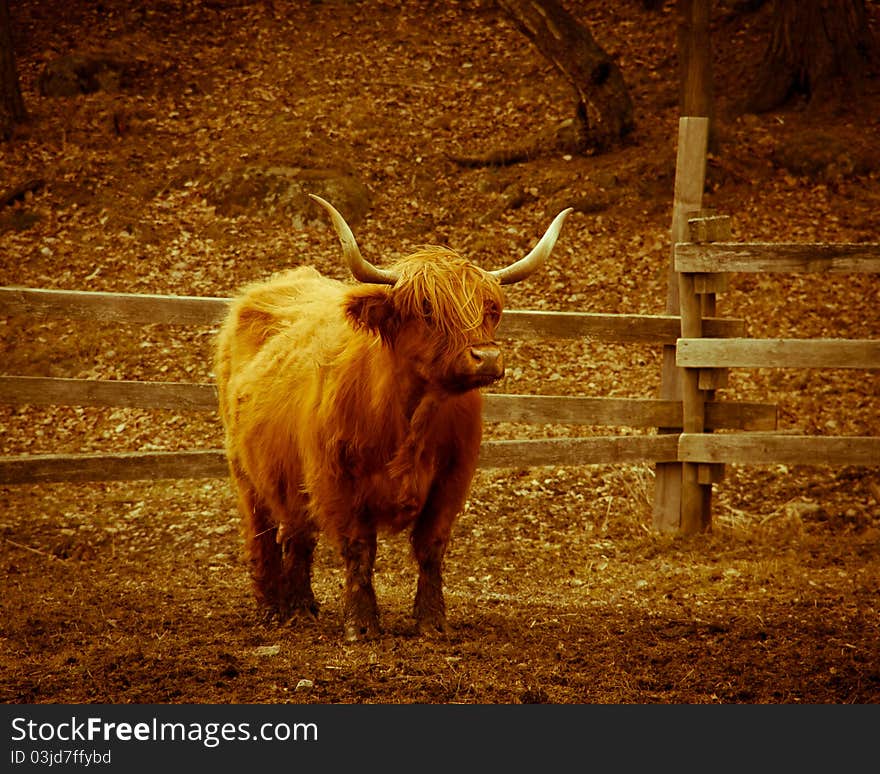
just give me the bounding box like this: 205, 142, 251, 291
0, 0, 26, 140
497, 0, 634, 152
677, 0, 715, 143
746, 0, 874, 113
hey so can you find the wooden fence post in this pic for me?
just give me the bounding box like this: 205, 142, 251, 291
653, 116, 709, 533
678, 213, 731, 533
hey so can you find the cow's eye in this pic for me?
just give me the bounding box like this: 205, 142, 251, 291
484, 302, 501, 326
421, 299, 433, 319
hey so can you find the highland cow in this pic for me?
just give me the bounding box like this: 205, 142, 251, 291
215, 195, 571, 640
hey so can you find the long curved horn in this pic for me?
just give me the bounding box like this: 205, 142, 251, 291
309, 194, 399, 285
490, 207, 574, 285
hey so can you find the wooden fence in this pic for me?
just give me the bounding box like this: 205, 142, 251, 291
0, 285, 771, 480
673, 221, 880, 533
1, 117, 877, 534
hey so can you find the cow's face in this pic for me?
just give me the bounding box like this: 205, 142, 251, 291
346, 250, 506, 393
312, 194, 570, 394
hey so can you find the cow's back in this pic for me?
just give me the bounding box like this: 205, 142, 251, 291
214, 266, 352, 452
217, 266, 342, 366
218, 267, 340, 375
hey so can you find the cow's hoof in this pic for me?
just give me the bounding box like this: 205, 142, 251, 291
284, 606, 319, 627
416, 615, 449, 638
275, 596, 319, 625
344, 617, 381, 642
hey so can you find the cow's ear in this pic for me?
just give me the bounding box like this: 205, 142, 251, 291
345, 286, 398, 342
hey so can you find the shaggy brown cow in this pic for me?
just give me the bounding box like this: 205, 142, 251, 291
215, 195, 571, 640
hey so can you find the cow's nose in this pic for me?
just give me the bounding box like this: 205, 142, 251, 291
470, 347, 504, 377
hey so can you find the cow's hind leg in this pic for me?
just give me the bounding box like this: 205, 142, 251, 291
340, 534, 380, 641
240, 487, 285, 617
232, 460, 306, 621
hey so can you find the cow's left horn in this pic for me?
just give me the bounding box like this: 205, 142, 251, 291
309, 194, 399, 285
490, 207, 574, 285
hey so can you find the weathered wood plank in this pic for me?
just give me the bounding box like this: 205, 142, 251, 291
679, 262, 709, 533
0, 436, 681, 484
677, 338, 880, 369
682, 213, 732, 534
0, 377, 777, 430
667, 119, 710, 310
498, 310, 742, 343
499, 310, 677, 342
697, 462, 725, 485
1, 286, 744, 343
655, 116, 710, 533
479, 435, 680, 468
0, 287, 230, 325
679, 434, 880, 467
686, 215, 732, 243
0, 376, 218, 411
704, 401, 776, 431
7, 431, 875, 485
693, 273, 729, 294
0, 450, 230, 485
484, 394, 679, 427
484, 393, 775, 430
675, 242, 880, 274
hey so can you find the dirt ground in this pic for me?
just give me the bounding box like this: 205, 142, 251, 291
2, 0, 879, 704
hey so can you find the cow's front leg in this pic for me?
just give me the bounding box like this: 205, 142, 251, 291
411, 522, 449, 636
278, 521, 319, 622
340, 534, 380, 641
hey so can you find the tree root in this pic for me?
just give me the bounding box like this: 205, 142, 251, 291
447, 118, 590, 169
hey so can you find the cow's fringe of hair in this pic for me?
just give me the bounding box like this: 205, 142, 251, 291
391, 247, 503, 354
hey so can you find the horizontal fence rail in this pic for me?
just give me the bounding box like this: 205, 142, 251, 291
0, 286, 744, 343
675, 242, 880, 273
0, 450, 230, 485
0, 287, 230, 326
0, 436, 682, 485
679, 434, 880, 467
481, 391, 776, 430
0, 376, 778, 431
677, 338, 880, 370
0, 376, 219, 412
15, 424, 874, 484
497, 309, 743, 343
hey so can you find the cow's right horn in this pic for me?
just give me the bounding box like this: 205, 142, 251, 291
490, 207, 574, 285
310, 194, 399, 285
